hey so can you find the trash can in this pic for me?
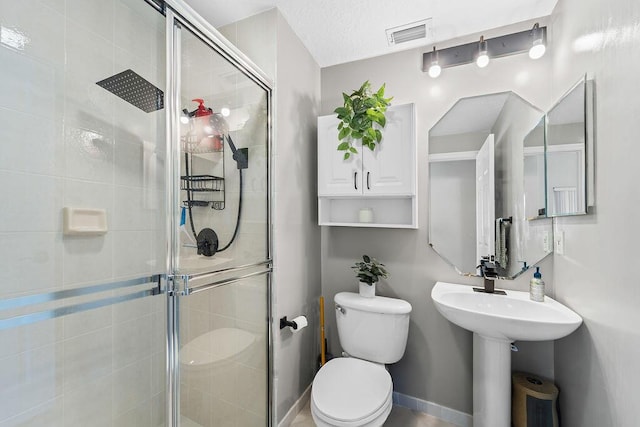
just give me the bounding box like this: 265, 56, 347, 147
512, 372, 559, 427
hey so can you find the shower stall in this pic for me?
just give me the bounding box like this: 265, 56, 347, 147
0, 1, 272, 426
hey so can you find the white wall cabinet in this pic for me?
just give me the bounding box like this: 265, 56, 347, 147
317, 102, 417, 228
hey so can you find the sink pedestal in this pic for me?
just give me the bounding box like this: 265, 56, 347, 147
473, 333, 511, 427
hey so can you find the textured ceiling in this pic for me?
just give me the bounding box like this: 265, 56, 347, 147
184, 0, 558, 67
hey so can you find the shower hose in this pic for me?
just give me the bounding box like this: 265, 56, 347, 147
184, 151, 243, 253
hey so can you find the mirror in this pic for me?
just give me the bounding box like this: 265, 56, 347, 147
524, 118, 546, 219
428, 92, 553, 279
545, 77, 591, 216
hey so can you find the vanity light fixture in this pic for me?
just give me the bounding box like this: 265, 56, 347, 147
529, 23, 546, 59
428, 47, 442, 78
476, 36, 490, 68
422, 23, 547, 77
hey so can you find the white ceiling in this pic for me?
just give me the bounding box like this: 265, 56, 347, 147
184, 0, 558, 68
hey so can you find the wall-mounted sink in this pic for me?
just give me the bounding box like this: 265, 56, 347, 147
431, 281, 582, 341
431, 282, 582, 427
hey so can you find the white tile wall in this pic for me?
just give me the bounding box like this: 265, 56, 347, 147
0, 172, 63, 233
0, 232, 63, 296
0, 0, 167, 425
66, 0, 114, 41
179, 278, 270, 426
0, 396, 64, 427
112, 358, 152, 416
0, 48, 64, 120
0, 107, 64, 176
0, 343, 63, 421
63, 375, 113, 427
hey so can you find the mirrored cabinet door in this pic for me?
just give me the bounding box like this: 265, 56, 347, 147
545, 76, 593, 217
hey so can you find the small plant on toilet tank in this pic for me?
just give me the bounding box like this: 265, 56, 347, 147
352, 255, 389, 297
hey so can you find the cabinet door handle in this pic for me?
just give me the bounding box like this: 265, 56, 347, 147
367, 172, 370, 190
354, 171, 358, 190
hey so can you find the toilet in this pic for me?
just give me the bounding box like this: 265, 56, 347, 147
311, 292, 412, 427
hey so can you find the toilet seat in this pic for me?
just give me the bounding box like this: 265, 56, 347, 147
311, 358, 393, 427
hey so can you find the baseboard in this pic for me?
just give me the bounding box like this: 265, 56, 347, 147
393, 392, 472, 427
278, 384, 312, 427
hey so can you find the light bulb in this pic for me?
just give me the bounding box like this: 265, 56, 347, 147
428, 63, 441, 78
220, 107, 230, 117
529, 23, 546, 59
428, 46, 441, 78
529, 40, 546, 59
476, 53, 489, 68
476, 36, 489, 68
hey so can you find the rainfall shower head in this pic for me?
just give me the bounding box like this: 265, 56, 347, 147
96, 69, 164, 113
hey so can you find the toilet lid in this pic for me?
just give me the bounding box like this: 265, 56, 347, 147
312, 358, 392, 423
180, 328, 255, 366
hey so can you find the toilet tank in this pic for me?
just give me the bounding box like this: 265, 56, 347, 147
334, 292, 412, 364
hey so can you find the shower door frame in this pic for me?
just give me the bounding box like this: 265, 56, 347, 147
164, 2, 274, 426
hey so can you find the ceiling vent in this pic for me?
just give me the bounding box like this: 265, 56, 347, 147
386, 19, 432, 46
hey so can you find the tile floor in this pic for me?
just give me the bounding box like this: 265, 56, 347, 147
291, 401, 458, 427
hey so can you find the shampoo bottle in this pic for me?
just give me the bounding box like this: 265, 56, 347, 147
530, 267, 545, 302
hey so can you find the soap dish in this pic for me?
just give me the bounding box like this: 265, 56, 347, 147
63, 207, 108, 236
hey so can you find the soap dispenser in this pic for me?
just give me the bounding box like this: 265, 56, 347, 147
530, 267, 545, 302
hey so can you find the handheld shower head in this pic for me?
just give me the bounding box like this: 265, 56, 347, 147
225, 135, 248, 169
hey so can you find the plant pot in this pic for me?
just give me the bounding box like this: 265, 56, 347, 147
359, 281, 376, 298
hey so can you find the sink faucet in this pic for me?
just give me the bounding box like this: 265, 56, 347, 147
476, 257, 505, 294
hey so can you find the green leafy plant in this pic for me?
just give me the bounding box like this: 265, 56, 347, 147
334, 81, 393, 160
351, 255, 390, 285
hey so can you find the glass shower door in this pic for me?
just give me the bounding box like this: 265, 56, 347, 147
0, 0, 168, 426
172, 21, 270, 276
166, 10, 272, 427
176, 271, 271, 427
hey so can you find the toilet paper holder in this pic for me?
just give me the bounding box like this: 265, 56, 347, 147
279, 316, 301, 330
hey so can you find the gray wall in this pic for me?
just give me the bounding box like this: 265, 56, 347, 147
272, 11, 322, 423
320, 19, 555, 413
550, 0, 640, 425
219, 9, 322, 424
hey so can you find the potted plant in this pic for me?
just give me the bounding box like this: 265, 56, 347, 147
351, 254, 389, 298
334, 81, 393, 160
